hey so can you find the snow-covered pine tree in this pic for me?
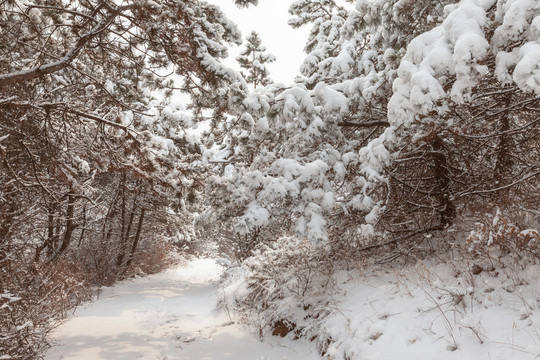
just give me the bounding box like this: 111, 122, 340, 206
285, 0, 539, 242
204, 0, 539, 265
385, 0, 540, 235
201, 0, 456, 258
0, 0, 251, 357
202, 1, 540, 353
236, 31, 276, 88
286, 0, 460, 244
0, 0, 250, 256
289, 0, 352, 88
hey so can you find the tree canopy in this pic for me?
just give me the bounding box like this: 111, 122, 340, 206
1, 0, 540, 357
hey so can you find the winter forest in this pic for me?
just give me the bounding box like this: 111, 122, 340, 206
1, 0, 540, 359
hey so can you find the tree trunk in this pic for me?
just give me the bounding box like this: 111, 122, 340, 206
116, 197, 137, 267
100, 179, 122, 244
55, 193, 75, 260
125, 208, 145, 270
431, 135, 456, 228
77, 204, 87, 247
35, 205, 57, 262
494, 92, 513, 198
0, 183, 17, 271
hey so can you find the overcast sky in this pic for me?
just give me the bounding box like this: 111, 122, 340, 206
208, 0, 311, 84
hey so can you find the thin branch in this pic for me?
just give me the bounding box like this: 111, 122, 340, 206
358, 226, 443, 253
457, 170, 540, 198
25, 4, 98, 22
1, 101, 140, 137
339, 120, 390, 128
0, 6, 122, 87
20, 141, 59, 202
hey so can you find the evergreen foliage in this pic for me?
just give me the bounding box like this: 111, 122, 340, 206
237, 31, 276, 87
201, 0, 539, 262
0, 0, 250, 356
1, 0, 540, 357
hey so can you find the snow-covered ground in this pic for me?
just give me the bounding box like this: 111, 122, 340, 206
44, 256, 540, 360
44, 258, 318, 360
318, 262, 540, 359
220, 248, 540, 360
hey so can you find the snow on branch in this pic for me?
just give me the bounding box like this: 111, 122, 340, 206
0, 5, 132, 87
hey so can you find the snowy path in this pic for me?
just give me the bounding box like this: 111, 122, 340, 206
45, 259, 318, 360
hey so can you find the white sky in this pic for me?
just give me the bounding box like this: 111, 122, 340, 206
208, 0, 311, 84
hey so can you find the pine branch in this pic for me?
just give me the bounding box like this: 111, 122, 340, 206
0, 4, 135, 87
339, 120, 390, 128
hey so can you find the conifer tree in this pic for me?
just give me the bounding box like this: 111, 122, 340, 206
236, 31, 276, 87
203, 0, 540, 262
0, 0, 253, 356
